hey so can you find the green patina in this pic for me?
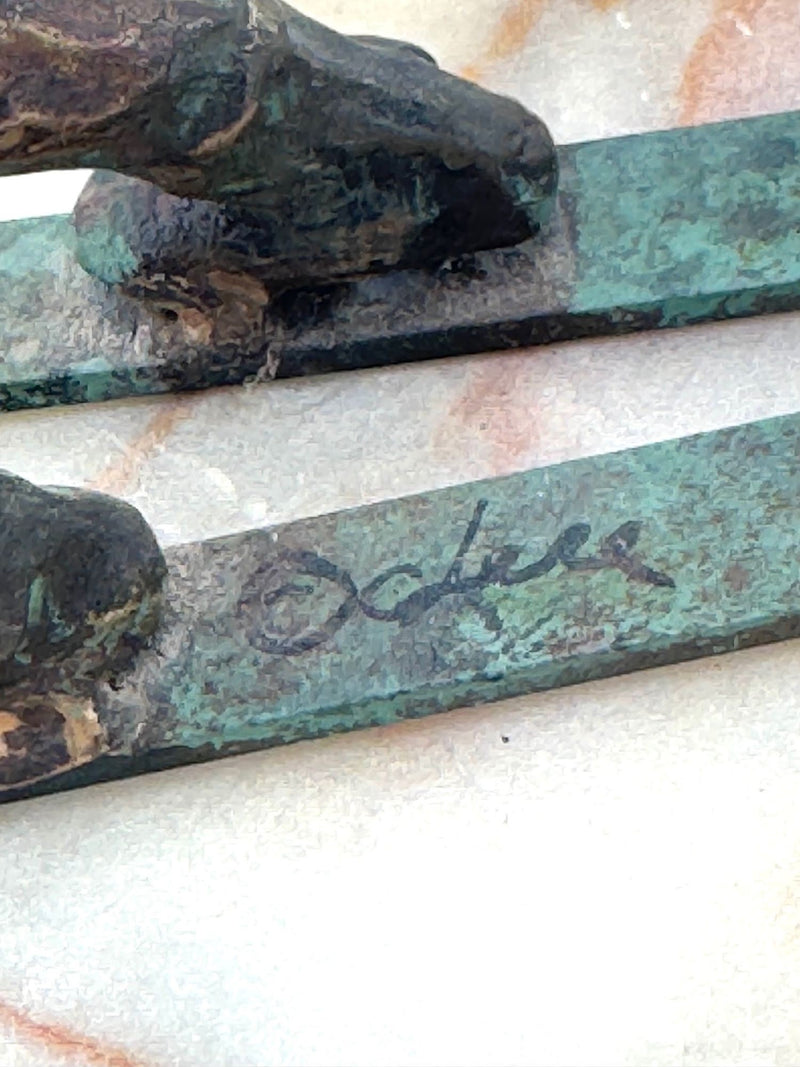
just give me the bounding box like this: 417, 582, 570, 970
1, 110, 800, 411
140, 413, 795, 756
569, 112, 800, 323
3, 409, 799, 803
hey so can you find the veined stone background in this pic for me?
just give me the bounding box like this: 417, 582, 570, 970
2, 2, 800, 1065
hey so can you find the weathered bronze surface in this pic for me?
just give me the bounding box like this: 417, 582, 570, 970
0, 3, 798, 410
1, 5, 800, 806
1, 109, 800, 411
2, 413, 800, 802
0, 0, 556, 290
0, 471, 165, 789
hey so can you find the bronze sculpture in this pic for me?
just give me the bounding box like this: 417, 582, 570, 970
0, 0, 557, 304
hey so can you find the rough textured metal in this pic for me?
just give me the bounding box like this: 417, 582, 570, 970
2, 411, 800, 802
0, 110, 799, 411
0, 472, 166, 789
0, 0, 556, 286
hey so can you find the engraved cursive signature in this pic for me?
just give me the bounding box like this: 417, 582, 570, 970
238, 500, 676, 657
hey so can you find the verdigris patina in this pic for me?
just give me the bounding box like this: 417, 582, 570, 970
0, 4, 799, 410
0, 108, 800, 411
3, 412, 800, 802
